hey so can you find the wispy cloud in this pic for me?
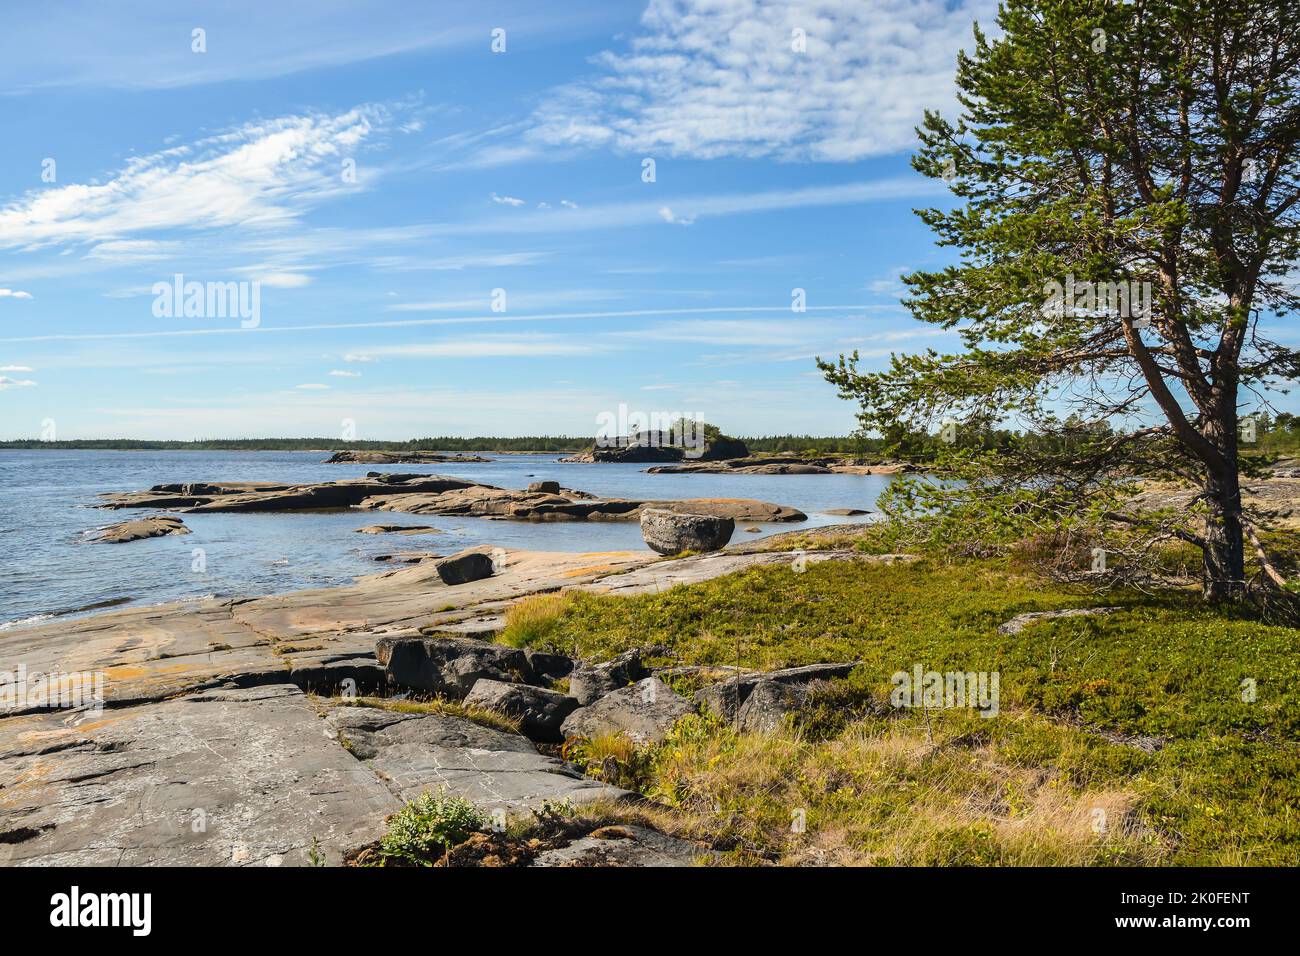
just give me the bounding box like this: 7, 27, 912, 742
658, 206, 695, 226
0, 107, 388, 252
526, 0, 995, 162
355, 334, 612, 359
328, 369, 361, 378
490, 192, 526, 207
0, 289, 34, 299
0, 375, 36, 389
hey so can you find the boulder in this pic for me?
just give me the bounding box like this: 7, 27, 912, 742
735, 680, 813, 734
695, 662, 859, 720
527, 480, 561, 494
91, 515, 190, 543
377, 636, 534, 695
464, 678, 581, 742
525, 649, 575, 682
434, 549, 496, 585
560, 677, 693, 745
640, 508, 734, 555
568, 648, 648, 705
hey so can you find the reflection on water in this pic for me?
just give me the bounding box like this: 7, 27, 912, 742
0, 450, 893, 626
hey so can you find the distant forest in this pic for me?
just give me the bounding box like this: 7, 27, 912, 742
0, 434, 879, 454
3, 416, 1295, 459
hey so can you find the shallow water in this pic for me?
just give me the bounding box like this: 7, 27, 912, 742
0, 449, 893, 627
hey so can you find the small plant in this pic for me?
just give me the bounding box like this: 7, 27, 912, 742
564, 733, 654, 790
307, 837, 325, 867
378, 789, 487, 866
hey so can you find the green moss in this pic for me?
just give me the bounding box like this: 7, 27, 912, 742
531, 555, 1300, 865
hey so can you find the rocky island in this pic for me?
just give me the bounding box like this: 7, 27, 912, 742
96, 473, 807, 523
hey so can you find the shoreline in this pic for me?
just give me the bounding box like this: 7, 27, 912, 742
0, 541, 875, 865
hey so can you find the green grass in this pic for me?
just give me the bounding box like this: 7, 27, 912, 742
526, 555, 1300, 865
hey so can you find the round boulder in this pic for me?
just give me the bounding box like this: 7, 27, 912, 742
639, 508, 734, 555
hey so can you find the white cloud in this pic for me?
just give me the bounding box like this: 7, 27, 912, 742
0, 107, 388, 252
0, 365, 34, 372
329, 369, 361, 378
0, 289, 33, 299
254, 272, 314, 289
0, 375, 36, 389
658, 206, 695, 226
344, 353, 377, 363
84, 239, 180, 262
527, 0, 996, 162
490, 192, 526, 207
356, 335, 610, 359
296, 383, 330, 390
560, 199, 578, 209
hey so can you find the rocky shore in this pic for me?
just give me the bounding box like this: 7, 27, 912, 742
0, 542, 897, 866
96, 472, 807, 523
324, 450, 492, 464
645, 455, 913, 475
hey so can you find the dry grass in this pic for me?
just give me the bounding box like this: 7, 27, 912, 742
335, 694, 522, 735
498, 591, 578, 650
585, 711, 1163, 866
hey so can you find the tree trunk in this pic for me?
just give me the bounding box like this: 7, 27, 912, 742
1203, 466, 1246, 600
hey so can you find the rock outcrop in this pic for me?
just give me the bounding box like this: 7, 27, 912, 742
91, 515, 190, 543
695, 662, 860, 720
568, 649, 649, 705
735, 680, 814, 733
99, 474, 805, 524
326, 705, 624, 812
377, 635, 535, 695
0, 544, 878, 866
560, 428, 748, 463
463, 679, 581, 742
325, 451, 491, 464
640, 509, 735, 554
99, 473, 481, 512
560, 677, 693, 745
646, 456, 912, 475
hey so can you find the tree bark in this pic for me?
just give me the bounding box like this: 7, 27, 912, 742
1202, 412, 1246, 600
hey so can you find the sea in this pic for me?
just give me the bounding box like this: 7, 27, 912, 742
0, 449, 895, 629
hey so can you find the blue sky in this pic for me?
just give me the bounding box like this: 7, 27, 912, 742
0, 0, 998, 441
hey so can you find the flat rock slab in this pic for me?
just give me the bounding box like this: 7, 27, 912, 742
531, 825, 711, 867
0, 684, 397, 867
326, 705, 627, 813
997, 607, 1120, 635
91, 515, 190, 543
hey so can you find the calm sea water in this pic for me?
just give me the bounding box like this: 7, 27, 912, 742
0, 450, 893, 628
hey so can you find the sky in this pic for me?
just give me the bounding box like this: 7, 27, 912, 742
0, 0, 1002, 441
